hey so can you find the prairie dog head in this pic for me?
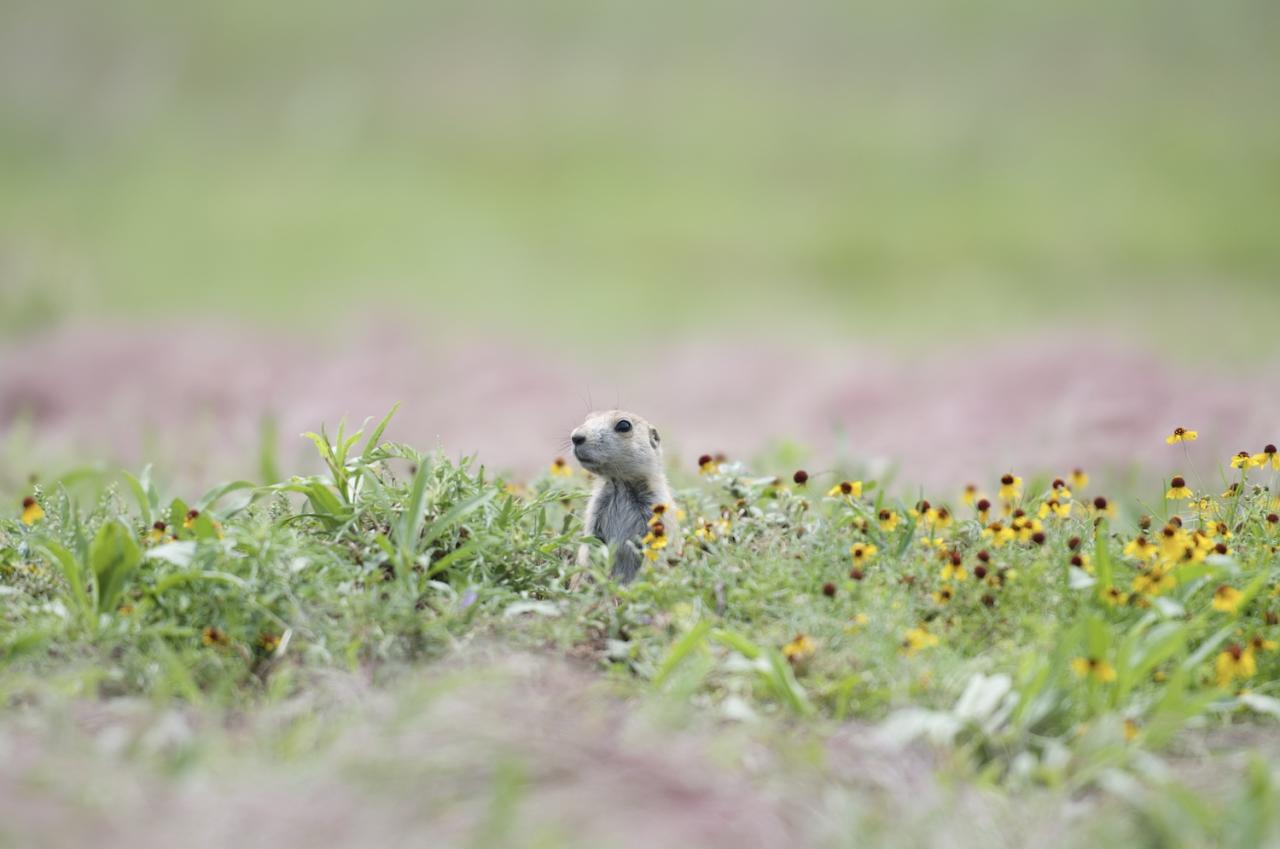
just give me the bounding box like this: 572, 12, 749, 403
569, 410, 663, 482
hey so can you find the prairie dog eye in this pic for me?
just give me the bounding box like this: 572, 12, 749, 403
614, 419, 633, 433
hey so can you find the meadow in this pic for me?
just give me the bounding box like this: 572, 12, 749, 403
4, 409, 1280, 846
4, 0, 1280, 844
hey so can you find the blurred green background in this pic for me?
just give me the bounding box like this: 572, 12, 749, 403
2, 0, 1278, 353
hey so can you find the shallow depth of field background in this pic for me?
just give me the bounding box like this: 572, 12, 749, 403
2, 0, 1278, 487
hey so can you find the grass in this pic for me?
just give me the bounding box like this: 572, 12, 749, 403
2, 0, 1280, 353
3, 408, 1280, 845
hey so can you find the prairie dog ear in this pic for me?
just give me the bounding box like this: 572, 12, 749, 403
649, 427, 661, 450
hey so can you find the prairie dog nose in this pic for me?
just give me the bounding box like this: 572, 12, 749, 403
571, 433, 586, 446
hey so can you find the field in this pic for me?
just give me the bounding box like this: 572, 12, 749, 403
4, 411, 1280, 847
4, 0, 1280, 845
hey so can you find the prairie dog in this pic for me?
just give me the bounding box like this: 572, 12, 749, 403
570, 410, 677, 582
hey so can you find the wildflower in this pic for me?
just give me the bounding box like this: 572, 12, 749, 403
1071, 656, 1117, 683
793, 470, 809, 485
20, 496, 44, 525
783, 633, 817, 664
201, 626, 229, 647
1166, 476, 1193, 500
822, 582, 837, 598
184, 508, 200, 530
1231, 451, 1260, 470
976, 498, 992, 522
1070, 553, 1093, 573
641, 522, 669, 561
1090, 496, 1116, 519
1124, 535, 1155, 562
259, 633, 282, 653
1157, 524, 1190, 561
550, 457, 573, 478
827, 480, 863, 498
902, 626, 939, 656
850, 543, 878, 564
940, 552, 967, 582
932, 587, 954, 604
962, 484, 979, 506
1215, 644, 1256, 687
1132, 566, 1176, 596
694, 518, 720, 542
147, 521, 167, 543
1211, 585, 1244, 614
698, 454, 719, 474
1166, 427, 1198, 445
648, 504, 668, 527
932, 506, 953, 528
877, 509, 900, 532
1071, 469, 1089, 490
1051, 478, 1072, 499
1038, 499, 1071, 520
1249, 635, 1278, 654
1253, 445, 1280, 471
1103, 586, 1130, 606
982, 522, 1015, 548
998, 474, 1022, 501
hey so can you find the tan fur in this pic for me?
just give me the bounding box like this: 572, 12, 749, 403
570, 410, 678, 582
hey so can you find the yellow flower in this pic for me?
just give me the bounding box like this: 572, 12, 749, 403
146, 521, 167, 544
1157, 524, 1190, 562
698, 454, 721, 474
1253, 444, 1280, 471
998, 474, 1022, 501
1051, 478, 1072, 500
827, 480, 863, 499
1038, 499, 1071, 520
1166, 427, 1198, 445
550, 457, 573, 478
20, 496, 44, 525
850, 542, 878, 564
902, 626, 939, 656
1071, 656, 1117, 683
1165, 475, 1192, 500
877, 509, 900, 533
183, 509, 200, 530
1070, 469, 1089, 491
1123, 718, 1140, 742
932, 587, 954, 604
1249, 635, 1278, 654
1211, 584, 1244, 614
1089, 496, 1115, 519
1103, 586, 1130, 606
201, 626, 229, 647
940, 558, 967, 582
1124, 535, 1155, 562
1230, 451, 1260, 470
782, 633, 817, 663
1215, 644, 1256, 687
982, 522, 1015, 548
962, 484, 979, 506
641, 522, 669, 561
1132, 567, 1176, 596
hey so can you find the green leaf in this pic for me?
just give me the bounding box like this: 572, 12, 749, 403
89, 520, 142, 616
652, 620, 712, 688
